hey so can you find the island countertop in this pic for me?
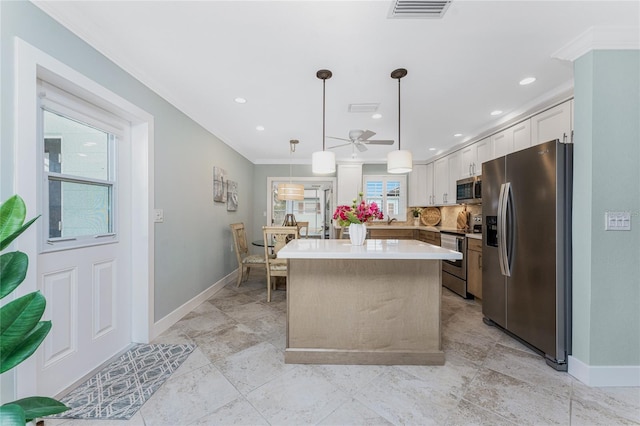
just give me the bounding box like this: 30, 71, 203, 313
278, 239, 462, 260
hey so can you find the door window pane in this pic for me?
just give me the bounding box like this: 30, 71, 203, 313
43, 110, 109, 180
43, 108, 115, 245
49, 180, 112, 238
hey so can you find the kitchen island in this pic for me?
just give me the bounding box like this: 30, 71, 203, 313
277, 239, 462, 365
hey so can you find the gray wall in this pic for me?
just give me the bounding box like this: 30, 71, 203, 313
572, 50, 640, 365
0, 1, 254, 324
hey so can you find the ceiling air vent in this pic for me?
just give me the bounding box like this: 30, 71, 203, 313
348, 103, 379, 113
389, 0, 452, 19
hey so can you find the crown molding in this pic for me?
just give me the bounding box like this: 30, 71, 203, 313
553, 26, 640, 62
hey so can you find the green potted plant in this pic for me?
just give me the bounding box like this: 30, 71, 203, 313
0, 195, 68, 425
411, 207, 423, 225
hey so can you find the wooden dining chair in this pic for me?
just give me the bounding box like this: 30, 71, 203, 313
296, 221, 309, 238
262, 225, 299, 302
230, 223, 265, 287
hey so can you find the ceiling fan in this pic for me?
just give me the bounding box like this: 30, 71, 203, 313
327, 130, 394, 152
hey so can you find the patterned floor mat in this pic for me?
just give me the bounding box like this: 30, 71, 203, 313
50, 343, 196, 420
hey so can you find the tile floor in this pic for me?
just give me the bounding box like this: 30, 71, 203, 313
47, 275, 639, 425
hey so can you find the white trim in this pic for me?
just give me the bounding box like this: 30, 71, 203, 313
13, 37, 154, 396
553, 26, 640, 62
568, 356, 640, 387
150, 271, 236, 340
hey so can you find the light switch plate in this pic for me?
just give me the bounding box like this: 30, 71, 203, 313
154, 209, 164, 223
605, 211, 631, 231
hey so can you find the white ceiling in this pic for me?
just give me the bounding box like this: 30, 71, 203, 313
34, 1, 639, 165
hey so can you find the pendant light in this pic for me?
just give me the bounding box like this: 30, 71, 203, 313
312, 69, 335, 174
387, 68, 413, 174
277, 139, 304, 201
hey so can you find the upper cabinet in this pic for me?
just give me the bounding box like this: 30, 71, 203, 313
434, 151, 460, 205
461, 137, 491, 177
408, 164, 429, 207
531, 101, 572, 145
425, 162, 435, 206
492, 119, 532, 158
336, 163, 362, 206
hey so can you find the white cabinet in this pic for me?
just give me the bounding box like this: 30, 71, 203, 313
425, 162, 435, 206
408, 164, 429, 207
433, 157, 449, 205
446, 151, 461, 205
336, 163, 362, 206
531, 100, 572, 145
492, 120, 532, 158
512, 119, 532, 152
476, 137, 492, 171
434, 151, 460, 205
461, 137, 491, 177
492, 128, 512, 158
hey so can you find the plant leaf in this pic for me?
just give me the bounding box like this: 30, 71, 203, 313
0, 251, 28, 299
0, 404, 25, 426
0, 195, 26, 244
0, 321, 51, 374
9, 396, 69, 421
0, 216, 39, 252
0, 292, 48, 373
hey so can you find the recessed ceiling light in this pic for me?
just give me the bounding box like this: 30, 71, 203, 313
83, 142, 97, 147
490, 110, 503, 116
519, 77, 536, 85
256, 125, 265, 131
372, 113, 382, 119
234, 97, 247, 104
454, 133, 462, 137
429, 148, 436, 151
78, 153, 87, 157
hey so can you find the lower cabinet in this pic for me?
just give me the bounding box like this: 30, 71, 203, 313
467, 238, 482, 299
417, 230, 441, 246
368, 228, 416, 240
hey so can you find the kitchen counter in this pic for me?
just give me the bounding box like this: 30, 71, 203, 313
280, 239, 459, 366
466, 233, 482, 240
278, 239, 461, 260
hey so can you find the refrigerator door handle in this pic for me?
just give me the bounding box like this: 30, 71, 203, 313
497, 182, 512, 277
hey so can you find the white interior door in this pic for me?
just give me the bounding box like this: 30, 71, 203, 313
35, 95, 132, 397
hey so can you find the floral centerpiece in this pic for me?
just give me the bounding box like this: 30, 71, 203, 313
333, 193, 383, 245
333, 192, 384, 226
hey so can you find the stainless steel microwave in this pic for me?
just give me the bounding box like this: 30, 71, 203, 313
456, 176, 482, 204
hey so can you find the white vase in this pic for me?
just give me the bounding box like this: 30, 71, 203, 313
349, 223, 367, 246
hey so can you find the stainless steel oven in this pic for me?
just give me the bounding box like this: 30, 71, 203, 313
440, 231, 468, 298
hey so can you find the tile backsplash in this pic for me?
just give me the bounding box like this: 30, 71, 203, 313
402, 205, 482, 228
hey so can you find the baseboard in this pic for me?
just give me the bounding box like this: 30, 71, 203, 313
150, 269, 237, 340
568, 355, 640, 387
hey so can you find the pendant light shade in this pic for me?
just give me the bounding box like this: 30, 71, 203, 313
312, 69, 335, 174
278, 139, 304, 201
311, 150, 336, 174
387, 68, 413, 174
277, 183, 304, 201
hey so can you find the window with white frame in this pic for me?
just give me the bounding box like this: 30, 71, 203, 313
39, 80, 125, 250
363, 175, 407, 220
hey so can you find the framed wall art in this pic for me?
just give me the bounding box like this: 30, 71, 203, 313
227, 180, 238, 211
213, 166, 227, 203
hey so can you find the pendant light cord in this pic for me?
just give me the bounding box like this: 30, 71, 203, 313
397, 77, 401, 151
322, 78, 326, 151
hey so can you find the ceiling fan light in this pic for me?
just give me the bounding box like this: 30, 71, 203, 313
277, 183, 304, 201
312, 150, 336, 174
387, 149, 413, 174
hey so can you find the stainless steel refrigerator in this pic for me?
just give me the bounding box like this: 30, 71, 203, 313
482, 139, 572, 371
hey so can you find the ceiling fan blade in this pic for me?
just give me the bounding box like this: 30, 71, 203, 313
364, 140, 394, 145
355, 142, 368, 152
358, 130, 376, 141
327, 136, 350, 142
328, 142, 352, 149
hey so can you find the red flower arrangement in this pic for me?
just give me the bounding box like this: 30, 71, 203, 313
333, 192, 384, 226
